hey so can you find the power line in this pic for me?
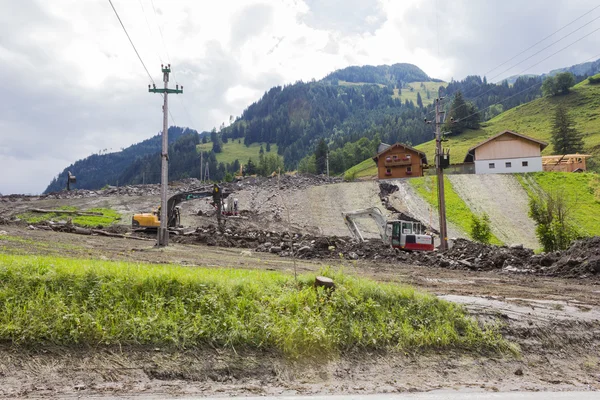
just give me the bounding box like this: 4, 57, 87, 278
427, 5, 600, 119
149, 0, 171, 63
441, 24, 600, 121
488, 13, 600, 84
107, 0, 177, 126
484, 3, 600, 76
137, 0, 164, 65
107, 0, 155, 85
456, 49, 600, 124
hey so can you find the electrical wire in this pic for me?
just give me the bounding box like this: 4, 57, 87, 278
426, 4, 600, 119
436, 23, 600, 122
137, 0, 164, 65
149, 0, 171, 64
107, 0, 177, 126
107, 0, 155, 85
484, 3, 600, 76
454, 49, 600, 125
487, 13, 600, 84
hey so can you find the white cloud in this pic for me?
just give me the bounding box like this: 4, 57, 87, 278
1, 0, 600, 194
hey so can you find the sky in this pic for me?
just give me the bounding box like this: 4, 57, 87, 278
2, 0, 600, 194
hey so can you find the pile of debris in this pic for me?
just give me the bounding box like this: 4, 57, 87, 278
413, 239, 535, 272
529, 236, 600, 278
412, 237, 600, 280
172, 225, 401, 262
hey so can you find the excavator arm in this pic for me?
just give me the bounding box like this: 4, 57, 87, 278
341, 207, 389, 242
165, 189, 231, 228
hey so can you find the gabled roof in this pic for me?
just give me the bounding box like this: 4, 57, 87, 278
468, 130, 548, 152
464, 130, 548, 163
373, 142, 427, 164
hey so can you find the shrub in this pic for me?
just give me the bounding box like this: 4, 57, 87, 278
528, 189, 581, 252
470, 213, 492, 244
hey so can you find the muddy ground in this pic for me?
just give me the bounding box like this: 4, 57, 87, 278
0, 224, 599, 398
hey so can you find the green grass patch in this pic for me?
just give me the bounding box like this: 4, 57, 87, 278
0, 254, 512, 358
344, 158, 377, 179
517, 172, 600, 236
17, 207, 120, 228
197, 141, 278, 165
409, 176, 503, 245
392, 81, 448, 107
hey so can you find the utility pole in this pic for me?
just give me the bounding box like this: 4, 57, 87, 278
326, 151, 329, 177
200, 151, 203, 184
149, 64, 183, 247
426, 98, 449, 251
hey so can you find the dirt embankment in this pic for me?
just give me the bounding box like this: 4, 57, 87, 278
449, 174, 538, 249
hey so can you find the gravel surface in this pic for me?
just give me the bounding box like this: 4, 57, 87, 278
448, 174, 538, 249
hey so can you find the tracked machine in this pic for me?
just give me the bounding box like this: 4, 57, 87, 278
342, 207, 434, 251
132, 184, 238, 230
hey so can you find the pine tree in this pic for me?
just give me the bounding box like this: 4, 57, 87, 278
551, 105, 584, 154
245, 158, 256, 175
315, 138, 328, 174
445, 91, 480, 135
416, 92, 423, 108
266, 142, 271, 152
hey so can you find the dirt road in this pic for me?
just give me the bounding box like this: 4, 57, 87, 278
0, 225, 599, 398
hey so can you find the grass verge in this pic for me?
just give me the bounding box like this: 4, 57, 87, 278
409, 176, 503, 245
17, 207, 120, 227
0, 254, 513, 358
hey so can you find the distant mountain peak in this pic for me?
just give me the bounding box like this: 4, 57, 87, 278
322, 63, 432, 85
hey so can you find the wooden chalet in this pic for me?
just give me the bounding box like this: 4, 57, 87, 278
372, 143, 428, 179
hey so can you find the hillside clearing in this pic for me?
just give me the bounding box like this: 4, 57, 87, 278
392, 81, 448, 106
197, 141, 278, 165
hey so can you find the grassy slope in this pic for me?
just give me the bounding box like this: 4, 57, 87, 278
409, 176, 503, 245
0, 253, 510, 357
417, 77, 600, 164
197, 141, 279, 165
518, 172, 600, 237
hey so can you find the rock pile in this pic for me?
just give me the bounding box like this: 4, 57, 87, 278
413, 238, 535, 272
413, 237, 600, 280
176, 227, 600, 279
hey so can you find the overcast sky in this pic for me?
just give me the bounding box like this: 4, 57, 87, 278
2, 0, 600, 194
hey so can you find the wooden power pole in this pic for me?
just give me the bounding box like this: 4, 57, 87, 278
149, 64, 183, 247
426, 98, 449, 251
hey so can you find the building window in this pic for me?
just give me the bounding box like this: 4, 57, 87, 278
392, 155, 398, 160
406, 166, 412, 175
489, 163, 495, 169
506, 162, 512, 168
522, 161, 528, 167
385, 168, 392, 176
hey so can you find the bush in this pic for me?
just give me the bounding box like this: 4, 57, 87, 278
344, 169, 358, 182
470, 213, 492, 244
528, 190, 581, 252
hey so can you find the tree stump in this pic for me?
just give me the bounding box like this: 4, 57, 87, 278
314, 276, 335, 290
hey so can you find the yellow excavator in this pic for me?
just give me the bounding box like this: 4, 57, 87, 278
132, 184, 232, 229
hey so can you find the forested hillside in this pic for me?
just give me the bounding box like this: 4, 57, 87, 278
45, 61, 600, 191
44, 127, 193, 193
